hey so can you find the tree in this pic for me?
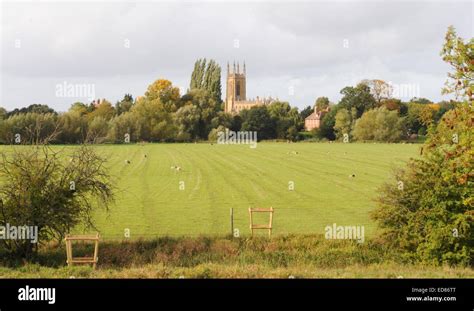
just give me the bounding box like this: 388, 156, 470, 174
240, 106, 275, 140
208, 125, 226, 142
373, 105, 473, 265
352, 107, 405, 142
190, 59, 207, 90
108, 112, 140, 143
115, 94, 134, 115
410, 97, 433, 105
318, 107, 338, 140
440, 25, 474, 102
0, 145, 113, 259
88, 100, 115, 121
267, 101, 303, 140
0, 113, 59, 144
334, 108, 355, 140
69, 102, 88, 116
131, 95, 176, 142
405, 103, 437, 135
372, 26, 474, 265
175, 105, 200, 141
86, 116, 109, 143
57, 111, 88, 144
434, 100, 456, 123
179, 88, 221, 139
7, 104, 56, 118
299, 105, 313, 120
339, 83, 377, 118
145, 79, 181, 112
361, 79, 392, 104
381, 98, 402, 112
190, 59, 222, 103
314, 97, 330, 112
0, 107, 7, 120
210, 111, 234, 131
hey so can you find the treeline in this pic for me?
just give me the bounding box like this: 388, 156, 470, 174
0, 86, 302, 144
0, 61, 457, 144
303, 81, 457, 143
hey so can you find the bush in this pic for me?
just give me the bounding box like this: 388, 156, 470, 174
0, 145, 114, 259
373, 105, 473, 266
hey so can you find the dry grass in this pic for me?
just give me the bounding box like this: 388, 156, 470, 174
0, 235, 472, 278
1, 262, 473, 279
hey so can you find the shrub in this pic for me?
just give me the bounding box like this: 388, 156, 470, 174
0, 145, 114, 259
373, 105, 473, 265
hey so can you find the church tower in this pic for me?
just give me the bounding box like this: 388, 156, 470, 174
225, 61, 246, 113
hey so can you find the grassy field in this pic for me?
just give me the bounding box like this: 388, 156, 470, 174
2, 142, 473, 279
60, 142, 420, 239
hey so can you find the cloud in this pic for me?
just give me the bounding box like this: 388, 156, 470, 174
1, 0, 472, 111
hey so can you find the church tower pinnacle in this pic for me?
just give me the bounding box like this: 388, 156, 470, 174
225, 61, 247, 113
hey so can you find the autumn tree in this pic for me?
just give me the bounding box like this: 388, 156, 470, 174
373, 26, 473, 266
441, 25, 474, 102
361, 79, 392, 104
145, 79, 181, 112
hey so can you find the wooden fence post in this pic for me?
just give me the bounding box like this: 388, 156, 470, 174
230, 208, 234, 237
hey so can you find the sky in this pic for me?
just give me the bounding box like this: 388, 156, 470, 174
1, 0, 473, 112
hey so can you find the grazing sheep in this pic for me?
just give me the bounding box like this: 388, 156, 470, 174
349, 174, 356, 178
125, 160, 130, 164
176, 166, 181, 171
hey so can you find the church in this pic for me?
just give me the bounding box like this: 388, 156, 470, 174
224, 62, 276, 114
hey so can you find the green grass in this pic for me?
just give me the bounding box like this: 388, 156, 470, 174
0, 142, 420, 239
65, 142, 419, 239
3, 142, 471, 278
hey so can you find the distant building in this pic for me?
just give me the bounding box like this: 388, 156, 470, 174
91, 98, 106, 108
305, 106, 330, 131
225, 62, 276, 114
